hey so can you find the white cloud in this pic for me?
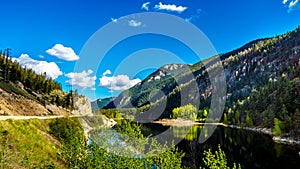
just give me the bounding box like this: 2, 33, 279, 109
99, 70, 141, 91
102, 69, 112, 76
283, 0, 300, 12
13, 54, 62, 79
111, 18, 118, 23
154, 2, 187, 13
141, 2, 151, 11
289, 0, 299, 7
128, 20, 142, 27
65, 70, 96, 90
46, 44, 79, 61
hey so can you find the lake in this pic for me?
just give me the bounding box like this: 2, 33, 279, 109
141, 123, 300, 169
89, 120, 300, 169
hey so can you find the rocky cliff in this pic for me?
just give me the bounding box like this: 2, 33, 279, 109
73, 95, 93, 116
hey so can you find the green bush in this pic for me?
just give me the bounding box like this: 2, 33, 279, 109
201, 145, 241, 169
49, 118, 87, 168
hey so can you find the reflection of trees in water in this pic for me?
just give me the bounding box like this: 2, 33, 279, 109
200, 127, 300, 169
171, 125, 203, 141
140, 123, 300, 169
176, 126, 300, 169
171, 125, 203, 169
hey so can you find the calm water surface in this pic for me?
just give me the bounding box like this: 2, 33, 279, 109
141, 123, 300, 169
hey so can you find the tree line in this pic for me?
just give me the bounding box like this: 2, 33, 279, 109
0, 49, 74, 110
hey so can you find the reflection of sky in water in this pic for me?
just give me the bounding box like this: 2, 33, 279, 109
90, 129, 140, 157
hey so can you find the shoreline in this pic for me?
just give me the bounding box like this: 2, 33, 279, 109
226, 124, 300, 146
152, 119, 300, 146
152, 119, 226, 126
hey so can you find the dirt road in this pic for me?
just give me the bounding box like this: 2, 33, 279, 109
0, 115, 85, 121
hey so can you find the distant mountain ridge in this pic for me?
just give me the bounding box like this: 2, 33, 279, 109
91, 97, 115, 110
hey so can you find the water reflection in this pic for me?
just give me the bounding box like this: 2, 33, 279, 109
142, 124, 300, 169
171, 125, 202, 141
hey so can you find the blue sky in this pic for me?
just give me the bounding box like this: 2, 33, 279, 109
0, 0, 299, 100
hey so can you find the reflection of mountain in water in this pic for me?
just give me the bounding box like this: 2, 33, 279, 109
174, 126, 300, 169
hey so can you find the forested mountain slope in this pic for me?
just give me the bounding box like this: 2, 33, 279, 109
104, 26, 300, 133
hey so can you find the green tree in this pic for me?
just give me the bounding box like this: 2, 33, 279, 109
171, 107, 180, 119
245, 115, 254, 127
171, 104, 197, 120
273, 118, 282, 137
235, 111, 240, 125
203, 109, 208, 118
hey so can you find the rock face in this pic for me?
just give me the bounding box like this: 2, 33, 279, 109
73, 95, 93, 116
146, 64, 185, 83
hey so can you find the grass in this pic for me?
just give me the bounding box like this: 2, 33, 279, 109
0, 119, 66, 169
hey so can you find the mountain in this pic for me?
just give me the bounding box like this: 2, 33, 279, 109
103, 38, 271, 112
104, 37, 269, 112
91, 97, 115, 110
104, 26, 300, 131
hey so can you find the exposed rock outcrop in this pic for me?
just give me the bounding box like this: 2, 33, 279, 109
73, 95, 92, 116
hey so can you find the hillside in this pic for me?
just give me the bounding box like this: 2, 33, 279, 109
0, 51, 93, 116
104, 37, 269, 111
0, 86, 69, 116
103, 26, 300, 136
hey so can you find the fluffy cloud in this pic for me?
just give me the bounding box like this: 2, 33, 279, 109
46, 44, 79, 61
154, 2, 187, 13
65, 70, 96, 90
283, 0, 300, 12
99, 70, 141, 91
141, 2, 151, 11
128, 20, 142, 27
13, 54, 62, 79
